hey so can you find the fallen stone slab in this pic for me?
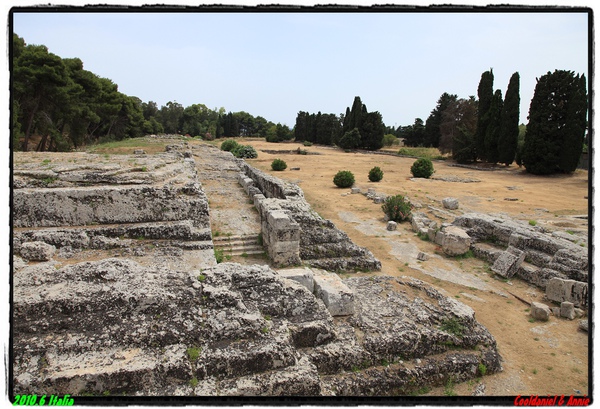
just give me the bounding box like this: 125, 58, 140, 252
530, 301, 551, 321
491, 246, 525, 278
313, 270, 355, 316
441, 226, 472, 256
442, 197, 459, 210
560, 301, 576, 320
278, 267, 315, 293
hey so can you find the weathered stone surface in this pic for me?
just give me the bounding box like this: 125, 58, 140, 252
442, 197, 459, 210
578, 320, 589, 332
491, 246, 525, 278
441, 226, 472, 256
545, 278, 588, 308
313, 270, 355, 316
387, 221, 397, 231
351, 187, 361, 194
453, 212, 588, 291
530, 302, 551, 321
310, 276, 501, 396
560, 302, 576, 320
19, 241, 56, 261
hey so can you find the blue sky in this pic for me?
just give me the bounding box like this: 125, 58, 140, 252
11, 9, 590, 128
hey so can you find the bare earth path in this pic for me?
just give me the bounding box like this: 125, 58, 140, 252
192, 144, 265, 265
239, 139, 589, 397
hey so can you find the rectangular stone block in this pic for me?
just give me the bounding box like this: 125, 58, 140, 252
313, 270, 354, 316
545, 277, 588, 307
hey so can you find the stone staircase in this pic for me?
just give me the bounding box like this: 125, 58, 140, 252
213, 233, 264, 257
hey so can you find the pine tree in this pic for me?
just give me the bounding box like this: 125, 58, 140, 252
497, 72, 520, 166
484, 89, 503, 164
523, 70, 588, 174
476, 69, 494, 161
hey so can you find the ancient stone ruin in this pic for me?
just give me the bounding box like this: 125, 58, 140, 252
12, 140, 502, 397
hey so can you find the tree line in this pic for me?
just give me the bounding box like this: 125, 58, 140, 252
293, 96, 385, 151
13, 33, 587, 175
11, 33, 283, 151
396, 68, 587, 174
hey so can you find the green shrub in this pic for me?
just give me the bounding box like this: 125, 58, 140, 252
410, 158, 434, 178
382, 194, 413, 222
382, 134, 397, 147
303, 141, 313, 146
232, 145, 258, 159
333, 170, 355, 188
271, 159, 287, 171
220, 139, 239, 152
368, 166, 384, 182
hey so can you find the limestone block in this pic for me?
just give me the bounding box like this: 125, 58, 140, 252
351, 188, 361, 194
578, 320, 589, 332
20, 241, 56, 261
530, 301, 550, 321
373, 196, 385, 204
278, 267, 315, 293
442, 197, 459, 210
491, 246, 525, 278
560, 302, 575, 320
275, 227, 301, 242
417, 252, 429, 261
427, 221, 438, 242
545, 278, 588, 308
313, 270, 355, 316
387, 221, 397, 231
267, 210, 293, 230
441, 226, 471, 256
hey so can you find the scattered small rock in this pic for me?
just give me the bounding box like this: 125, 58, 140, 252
373, 196, 385, 204
290, 167, 301, 171
472, 383, 486, 396
504, 198, 519, 201
578, 320, 589, 332
133, 149, 146, 155
387, 221, 397, 231
417, 252, 429, 261
351, 187, 361, 194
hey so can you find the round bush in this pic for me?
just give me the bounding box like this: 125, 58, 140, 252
271, 158, 287, 171
368, 166, 384, 182
220, 139, 239, 152
232, 145, 258, 159
333, 170, 355, 188
382, 194, 413, 222
410, 158, 434, 178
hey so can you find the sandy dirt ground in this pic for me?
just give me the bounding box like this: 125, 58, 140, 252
231, 138, 590, 398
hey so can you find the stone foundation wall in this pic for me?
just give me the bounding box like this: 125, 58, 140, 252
238, 163, 380, 272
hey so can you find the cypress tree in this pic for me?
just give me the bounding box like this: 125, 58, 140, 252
497, 72, 520, 166
476, 69, 494, 161
423, 92, 457, 148
523, 70, 588, 174
360, 111, 385, 150
484, 89, 503, 164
